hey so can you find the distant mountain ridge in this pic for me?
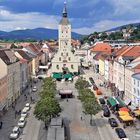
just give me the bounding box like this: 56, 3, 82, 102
105, 22, 140, 32
0, 28, 82, 40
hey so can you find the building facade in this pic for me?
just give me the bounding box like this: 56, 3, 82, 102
0, 50, 20, 107
132, 73, 140, 107
51, 2, 79, 74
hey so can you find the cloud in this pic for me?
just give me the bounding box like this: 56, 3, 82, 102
73, 19, 140, 35
0, 7, 60, 31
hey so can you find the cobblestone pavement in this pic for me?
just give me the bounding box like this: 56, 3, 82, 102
57, 79, 118, 140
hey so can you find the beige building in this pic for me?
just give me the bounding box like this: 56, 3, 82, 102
0, 50, 20, 107
51, 2, 79, 74
0, 70, 8, 116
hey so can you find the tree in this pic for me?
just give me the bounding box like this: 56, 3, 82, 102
10, 43, 18, 49
83, 97, 101, 124
34, 77, 61, 128
100, 32, 108, 40
34, 97, 61, 127
78, 88, 94, 102
75, 77, 90, 90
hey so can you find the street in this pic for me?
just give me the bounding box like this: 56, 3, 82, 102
0, 80, 42, 140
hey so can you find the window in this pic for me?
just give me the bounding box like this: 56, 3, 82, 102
138, 90, 140, 96
134, 79, 136, 85
68, 57, 71, 61
63, 64, 66, 67
66, 53, 68, 56
56, 65, 59, 69
134, 88, 136, 93
71, 65, 74, 69
61, 53, 63, 56
59, 57, 61, 61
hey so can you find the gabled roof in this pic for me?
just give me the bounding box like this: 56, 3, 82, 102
133, 64, 140, 70
15, 50, 32, 61
122, 46, 140, 60
0, 49, 18, 65
90, 43, 112, 52
132, 73, 140, 80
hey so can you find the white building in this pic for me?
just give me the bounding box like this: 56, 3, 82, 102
51, 2, 79, 74
132, 73, 140, 107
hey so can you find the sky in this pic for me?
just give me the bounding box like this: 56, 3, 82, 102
0, 0, 140, 34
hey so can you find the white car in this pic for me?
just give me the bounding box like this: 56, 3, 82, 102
18, 117, 26, 128
21, 107, 28, 118
32, 86, 37, 92
121, 138, 129, 140
9, 126, 20, 139
24, 103, 31, 111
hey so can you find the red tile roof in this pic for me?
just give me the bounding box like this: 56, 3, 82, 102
90, 43, 112, 52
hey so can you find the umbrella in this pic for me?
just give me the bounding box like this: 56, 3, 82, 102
119, 107, 129, 112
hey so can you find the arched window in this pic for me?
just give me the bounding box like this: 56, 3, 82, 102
56, 65, 59, 69
71, 65, 74, 69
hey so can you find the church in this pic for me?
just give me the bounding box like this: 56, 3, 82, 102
51, 2, 80, 76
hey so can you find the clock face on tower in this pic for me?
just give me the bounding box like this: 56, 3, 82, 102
61, 26, 68, 32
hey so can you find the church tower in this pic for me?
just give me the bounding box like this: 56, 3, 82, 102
58, 1, 71, 49
51, 1, 79, 75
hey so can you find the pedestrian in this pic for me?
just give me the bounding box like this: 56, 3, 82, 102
0, 121, 3, 129
30, 96, 33, 102
80, 116, 83, 120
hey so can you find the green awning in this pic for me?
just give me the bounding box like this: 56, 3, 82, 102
63, 73, 73, 79
52, 73, 62, 79
115, 97, 126, 107
107, 97, 118, 107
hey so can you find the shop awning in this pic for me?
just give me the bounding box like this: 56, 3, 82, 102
119, 107, 129, 112
107, 97, 118, 107
115, 97, 126, 107
63, 73, 73, 79
124, 98, 131, 106
52, 73, 62, 79
118, 111, 130, 116
119, 115, 134, 121
134, 110, 140, 116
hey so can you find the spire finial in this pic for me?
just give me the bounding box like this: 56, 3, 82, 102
63, 0, 67, 18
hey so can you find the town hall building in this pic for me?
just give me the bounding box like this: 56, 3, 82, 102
51, 2, 80, 75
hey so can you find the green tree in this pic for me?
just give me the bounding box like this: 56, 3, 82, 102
100, 32, 108, 40
75, 77, 90, 90
10, 43, 18, 49
34, 97, 61, 127
83, 97, 101, 124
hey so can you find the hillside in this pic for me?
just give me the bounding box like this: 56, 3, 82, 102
105, 23, 140, 32
0, 28, 82, 40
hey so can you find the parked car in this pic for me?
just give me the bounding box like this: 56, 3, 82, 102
99, 98, 106, 105
18, 117, 26, 128
9, 126, 20, 139
21, 107, 28, 118
115, 128, 127, 139
102, 105, 110, 117
32, 86, 37, 92
89, 77, 95, 84
24, 103, 31, 111
108, 118, 118, 127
